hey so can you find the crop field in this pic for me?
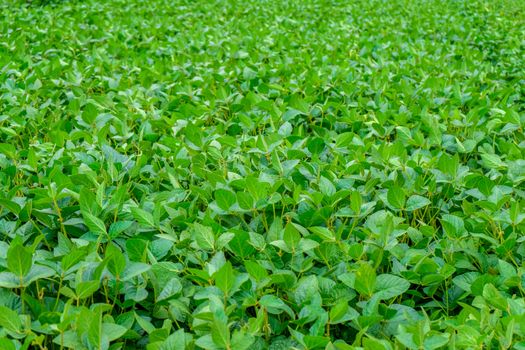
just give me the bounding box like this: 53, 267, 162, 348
1, 0, 525, 348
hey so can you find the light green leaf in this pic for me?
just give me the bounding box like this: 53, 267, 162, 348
405, 195, 431, 211
374, 274, 410, 300
83, 213, 107, 237
259, 295, 295, 319
354, 263, 376, 298
7, 244, 32, 278
387, 186, 406, 209
309, 226, 336, 242
131, 207, 156, 227
215, 189, 236, 211
194, 223, 215, 251
0, 306, 22, 335
214, 261, 234, 295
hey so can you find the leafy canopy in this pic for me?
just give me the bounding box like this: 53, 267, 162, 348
0, 0, 525, 349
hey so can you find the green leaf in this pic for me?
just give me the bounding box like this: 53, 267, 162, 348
260, 295, 295, 319
214, 261, 234, 295
108, 221, 133, 238
0, 199, 21, 215
103, 323, 128, 342
236, 192, 254, 210
0, 272, 20, 288
211, 318, 230, 348
244, 260, 268, 281
135, 313, 155, 334
215, 189, 236, 211
154, 329, 188, 350
387, 186, 406, 209
157, 278, 182, 301
194, 223, 215, 251
441, 214, 465, 238
0, 338, 16, 350
131, 207, 156, 227
354, 263, 376, 298
23, 265, 56, 287
230, 330, 254, 350
88, 311, 106, 350
195, 334, 220, 350
319, 176, 336, 197
0, 143, 16, 159
405, 195, 431, 211
0, 306, 22, 335
374, 274, 410, 300
307, 137, 325, 155
329, 301, 359, 324
350, 191, 362, 214
76, 280, 100, 299
483, 283, 508, 311
106, 243, 126, 278
424, 334, 450, 350
309, 226, 336, 242
480, 153, 506, 169
438, 153, 459, 177
227, 230, 255, 258
7, 244, 32, 278
283, 223, 301, 251
83, 213, 107, 237
121, 262, 151, 281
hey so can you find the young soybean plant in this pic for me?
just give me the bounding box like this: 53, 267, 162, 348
0, 0, 524, 348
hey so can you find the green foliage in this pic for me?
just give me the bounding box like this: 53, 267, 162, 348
0, 0, 525, 348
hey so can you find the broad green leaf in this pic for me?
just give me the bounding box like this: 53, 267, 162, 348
76, 280, 100, 299
158, 278, 182, 301
88, 311, 107, 350
483, 283, 508, 311
374, 274, 410, 300
244, 260, 268, 281
214, 261, 234, 295
319, 176, 336, 197
83, 213, 107, 237
441, 214, 465, 238
424, 334, 450, 350
103, 323, 128, 342
350, 191, 362, 214
214, 189, 236, 211
0, 199, 21, 215
0, 272, 20, 288
354, 263, 376, 298
7, 244, 32, 278
236, 192, 254, 210
0, 306, 22, 334
309, 226, 336, 242
405, 195, 431, 211
23, 265, 56, 287
131, 207, 156, 227
283, 223, 301, 251
230, 330, 254, 350
194, 223, 215, 251
0, 338, 16, 350
260, 295, 295, 319
109, 221, 134, 238
195, 334, 220, 350
387, 186, 405, 209
121, 262, 151, 281
480, 153, 506, 169
106, 243, 126, 278
227, 230, 255, 258
0, 143, 16, 159
329, 301, 359, 324
211, 318, 230, 348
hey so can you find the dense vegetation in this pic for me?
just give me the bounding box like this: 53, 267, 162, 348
1, 0, 525, 348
